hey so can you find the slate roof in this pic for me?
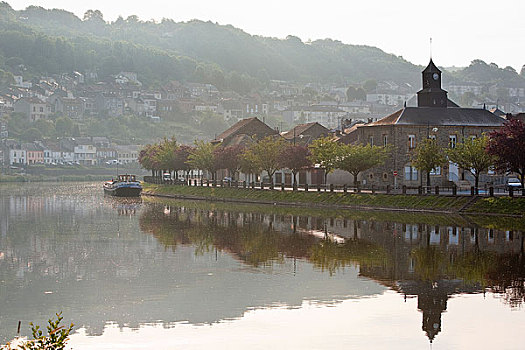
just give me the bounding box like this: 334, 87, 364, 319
368, 107, 505, 127
214, 117, 277, 143
281, 122, 328, 140
423, 59, 441, 73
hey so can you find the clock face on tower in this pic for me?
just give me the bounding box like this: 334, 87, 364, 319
432, 73, 439, 80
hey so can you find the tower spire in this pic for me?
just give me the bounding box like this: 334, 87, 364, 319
430, 37, 433, 60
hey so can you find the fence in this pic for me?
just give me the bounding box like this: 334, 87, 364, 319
143, 176, 523, 198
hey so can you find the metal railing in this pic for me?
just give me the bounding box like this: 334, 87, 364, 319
143, 176, 523, 197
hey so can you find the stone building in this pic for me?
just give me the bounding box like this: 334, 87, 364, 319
349, 59, 505, 188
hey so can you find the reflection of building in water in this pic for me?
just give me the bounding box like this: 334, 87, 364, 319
152, 205, 524, 344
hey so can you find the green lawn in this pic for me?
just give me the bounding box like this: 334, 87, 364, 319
143, 184, 471, 212
467, 196, 525, 216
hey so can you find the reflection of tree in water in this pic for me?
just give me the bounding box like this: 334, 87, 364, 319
139, 204, 320, 267
139, 203, 525, 344
309, 239, 389, 276
486, 254, 525, 308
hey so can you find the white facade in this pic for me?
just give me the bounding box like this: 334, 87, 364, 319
9, 149, 26, 165
366, 93, 409, 106
115, 145, 140, 164
43, 149, 62, 164
74, 145, 97, 165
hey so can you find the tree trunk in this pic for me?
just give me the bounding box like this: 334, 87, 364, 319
427, 171, 431, 193
352, 172, 358, 187
293, 170, 297, 191
475, 174, 479, 195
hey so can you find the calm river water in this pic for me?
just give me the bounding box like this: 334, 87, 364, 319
1, 182, 525, 349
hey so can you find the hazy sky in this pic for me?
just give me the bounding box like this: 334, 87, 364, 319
7, 0, 525, 71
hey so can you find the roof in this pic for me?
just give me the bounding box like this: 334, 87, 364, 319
214, 117, 277, 142
489, 107, 506, 117
423, 59, 441, 74
368, 107, 505, 127
282, 122, 328, 140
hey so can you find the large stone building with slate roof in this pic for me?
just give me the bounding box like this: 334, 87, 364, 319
349, 59, 505, 188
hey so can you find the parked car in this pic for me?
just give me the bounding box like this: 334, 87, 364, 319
163, 173, 172, 182
505, 178, 522, 191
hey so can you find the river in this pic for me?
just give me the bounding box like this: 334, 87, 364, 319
1, 182, 524, 349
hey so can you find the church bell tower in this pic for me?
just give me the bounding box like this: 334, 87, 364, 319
417, 59, 448, 108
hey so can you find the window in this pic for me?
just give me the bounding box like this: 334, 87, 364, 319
404, 166, 418, 181
430, 166, 441, 175
449, 135, 457, 148
383, 173, 388, 181
383, 134, 388, 147
408, 135, 416, 149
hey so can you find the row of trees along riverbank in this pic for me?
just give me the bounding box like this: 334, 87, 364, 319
138, 136, 390, 188
138, 119, 525, 193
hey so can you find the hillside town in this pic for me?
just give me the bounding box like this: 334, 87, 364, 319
1, 63, 524, 171
136, 60, 525, 191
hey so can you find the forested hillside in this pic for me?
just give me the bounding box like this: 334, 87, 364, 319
0, 2, 422, 89
0, 2, 522, 91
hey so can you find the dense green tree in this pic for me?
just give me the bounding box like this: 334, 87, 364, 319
187, 140, 218, 179
411, 138, 447, 189
21, 127, 42, 142
362, 79, 378, 92
336, 143, 390, 186
446, 135, 496, 193
308, 136, 340, 184
243, 136, 286, 186
55, 117, 73, 136
33, 119, 56, 137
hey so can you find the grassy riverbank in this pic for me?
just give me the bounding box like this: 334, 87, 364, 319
143, 183, 471, 212
142, 183, 525, 216
466, 196, 525, 216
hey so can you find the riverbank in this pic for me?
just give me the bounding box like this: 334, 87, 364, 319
0, 174, 111, 182
0, 164, 148, 182
142, 183, 525, 216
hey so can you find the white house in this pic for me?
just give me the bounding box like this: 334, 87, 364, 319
115, 145, 140, 164
9, 149, 26, 165
74, 145, 97, 165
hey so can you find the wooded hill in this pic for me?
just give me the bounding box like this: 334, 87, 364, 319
0, 2, 523, 91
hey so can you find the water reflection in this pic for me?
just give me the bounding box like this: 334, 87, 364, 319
140, 201, 525, 343
0, 183, 524, 347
